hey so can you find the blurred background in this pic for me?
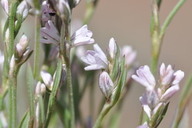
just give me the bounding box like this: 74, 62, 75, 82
0, 0, 192, 127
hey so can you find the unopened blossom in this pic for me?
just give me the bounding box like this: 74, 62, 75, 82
17, 1, 30, 20
70, 25, 94, 47
107, 38, 117, 59
41, 70, 53, 90
16, 34, 29, 57
35, 81, 46, 96
41, 1, 55, 21
57, 0, 71, 21
121, 45, 137, 66
81, 44, 108, 71
1, 0, 8, 14
40, 20, 60, 45
99, 71, 114, 99
0, 51, 4, 69
137, 122, 149, 128
132, 65, 156, 89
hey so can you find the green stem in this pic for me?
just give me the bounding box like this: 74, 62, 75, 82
8, 68, 18, 128
33, 11, 41, 79
62, 22, 75, 128
66, 61, 75, 128
8, 0, 18, 59
93, 103, 112, 128
159, 0, 186, 40
83, 0, 99, 24
171, 73, 192, 128
150, 0, 160, 75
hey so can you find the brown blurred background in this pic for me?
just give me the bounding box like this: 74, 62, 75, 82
0, 0, 192, 128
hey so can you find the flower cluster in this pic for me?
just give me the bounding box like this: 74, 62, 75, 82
132, 63, 184, 127
81, 38, 137, 101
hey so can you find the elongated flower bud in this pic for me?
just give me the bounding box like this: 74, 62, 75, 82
16, 34, 29, 57
108, 38, 117, 59
99, 71, 114, 100
35, 81, 46, 96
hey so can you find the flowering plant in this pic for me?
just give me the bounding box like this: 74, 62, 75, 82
0, 0, 190, 128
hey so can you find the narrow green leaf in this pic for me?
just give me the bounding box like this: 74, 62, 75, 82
18, 110, 30, 128
44, 59, 62, 127
27, 64, 35, 127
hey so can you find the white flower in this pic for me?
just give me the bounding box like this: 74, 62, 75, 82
70, 25, 94, 47
121, 45, 137, 66
132, 65, 156, 89
99, 71, 114, 99
40, 20, 60, 45
81, 44, 108, 71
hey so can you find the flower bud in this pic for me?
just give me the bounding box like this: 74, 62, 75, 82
35, 81, 46, 96
9, 55, 16, 75
57, 0, 71, 22
73, 0, 81, 8
99, 71, 114, 100
0, 51, 4, 70
17, 1, 29, 20
40, 71, 53, 90
108, 38, 117, 59
16, 34, 29, 57
121, 45, 137, 66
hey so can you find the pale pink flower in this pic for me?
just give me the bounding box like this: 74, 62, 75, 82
132, 65, 156, 89
99, 71, 114, 99
40, 20, 60, 45
41, 1, 55, 21
121, 45, 137, 66
1, 0, 8, 14
70, 25, 94, 47
81, 44, 108, 71
16, 34, 29, 57
17, 1, 30, 19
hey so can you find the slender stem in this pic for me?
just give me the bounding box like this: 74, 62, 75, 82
33, 10, 41, 79
83, 0, 99, 24
8, 67, 18, 128
171, 73, 192, 128
159, 0, 186, 40
93, 103, 112, 128
66, 61, 75, 128
66, 27, 75, 128
150, 0, 160, 75
8, 0, 18, 59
